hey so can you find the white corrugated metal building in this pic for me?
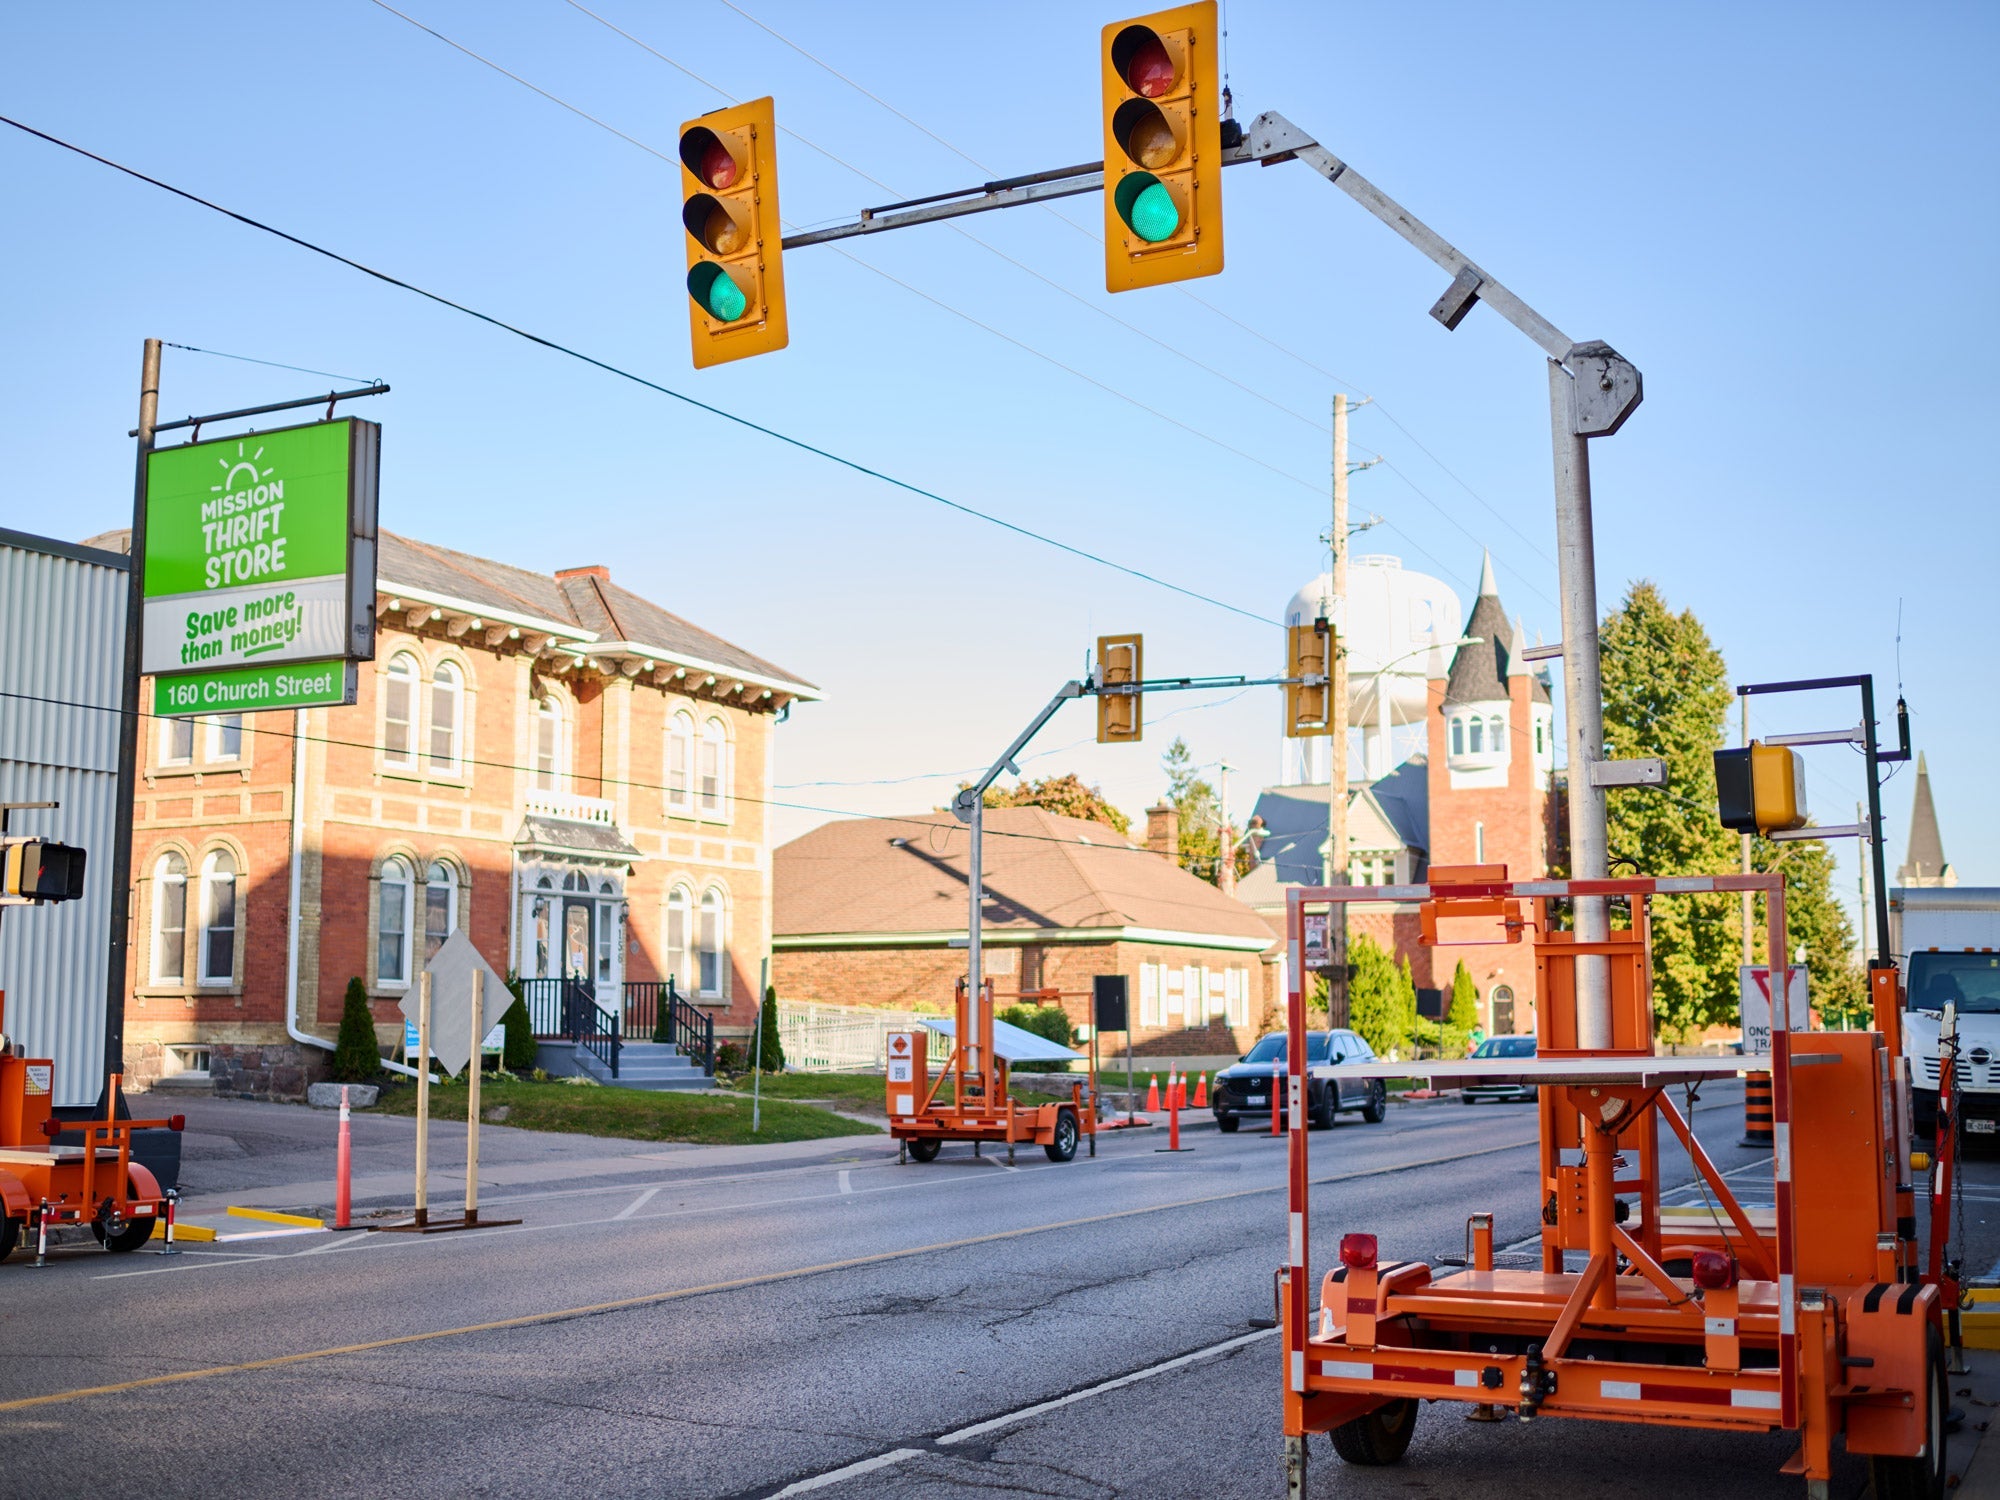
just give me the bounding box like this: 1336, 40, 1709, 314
0, 528, 127, 1105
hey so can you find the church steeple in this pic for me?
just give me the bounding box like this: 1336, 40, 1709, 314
1897, 752, 1956, 888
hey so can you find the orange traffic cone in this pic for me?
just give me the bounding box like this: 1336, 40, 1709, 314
1172, 1072, 1185, 1110
1194, 1072, 1208, 1108
1145, 1075, 1160, 1112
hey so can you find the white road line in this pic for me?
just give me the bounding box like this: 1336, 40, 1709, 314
770, 1448, 926, 1497
94, 1253, 276, 1280
938, 1328, 1275, 1445
614, 1187, 662, 1220
838, 1171, 852, 1195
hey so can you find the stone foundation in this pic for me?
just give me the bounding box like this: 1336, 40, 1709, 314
208, 1041, 331, 1102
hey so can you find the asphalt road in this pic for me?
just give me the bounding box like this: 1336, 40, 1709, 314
4, 1081, 1997, 1500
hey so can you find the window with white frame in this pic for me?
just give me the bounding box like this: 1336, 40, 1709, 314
1205, 967, 1226, 1022
198, 850, 237, 984
666, 711, 694, 814
1488, 714, 1504, 753
206, 714, 243, 762
152, 851, 187, 983
666, 884, 692, 994
429, 663, 462, 774
161, 717, 195, 766
596, 880, 617, 986
698, 719, 727, 816
384, 655, 418, 767
1139, 963, 1161, 1028
698, 887, 726, 997
424, 860, 458, 962
378, 856, 414, 985
1224, 968, 1250, 1027
533, 696, 563, 791
1468, 716, 1484, 754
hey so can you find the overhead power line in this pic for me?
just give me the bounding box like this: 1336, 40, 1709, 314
0, 112, 1276, 628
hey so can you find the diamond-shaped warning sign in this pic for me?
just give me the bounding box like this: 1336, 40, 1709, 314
891, 1033, 910, 1055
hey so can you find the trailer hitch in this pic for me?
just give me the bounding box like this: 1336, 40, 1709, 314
1518, 1343, 1557, 1420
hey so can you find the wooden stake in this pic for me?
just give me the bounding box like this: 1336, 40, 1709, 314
414, 971, 431, 1228
466, 969, 482, 1225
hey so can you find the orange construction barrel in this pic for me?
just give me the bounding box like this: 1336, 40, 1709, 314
1741, 1071, 1773, 1148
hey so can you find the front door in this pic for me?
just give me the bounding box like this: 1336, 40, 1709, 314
563, 900, 594, 999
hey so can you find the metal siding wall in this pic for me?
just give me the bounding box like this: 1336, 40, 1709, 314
0, 540, 127, 1105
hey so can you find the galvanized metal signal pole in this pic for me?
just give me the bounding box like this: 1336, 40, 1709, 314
1327, 393, 1351, 1028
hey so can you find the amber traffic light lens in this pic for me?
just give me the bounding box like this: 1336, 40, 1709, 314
1122, 107, 1176, 169
1112, 25, 1175, 97
679, 127, 740, 190
683, 194, 747, 256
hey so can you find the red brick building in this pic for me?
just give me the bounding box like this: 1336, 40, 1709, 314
98, 529, 816, 1096
1240, 554, 1557, 1035
773, 807, 1279, 1057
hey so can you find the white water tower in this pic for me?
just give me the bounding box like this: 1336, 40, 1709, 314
1283, 556, 1463, 784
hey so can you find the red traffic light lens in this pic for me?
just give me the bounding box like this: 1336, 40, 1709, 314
1689, 1250, 1737, 1290
1112, 26, 1175, 98
1338, 1232, 1379, 1271
679, 127, 740, 191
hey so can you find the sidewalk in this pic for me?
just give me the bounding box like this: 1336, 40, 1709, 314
1956, 1347, 2000, 1497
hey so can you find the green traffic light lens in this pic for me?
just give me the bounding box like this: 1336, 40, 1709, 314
687, 262, 748, 323
1114, 174, 1179, 244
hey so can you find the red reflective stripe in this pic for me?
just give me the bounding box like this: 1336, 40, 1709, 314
1638, 1383, 1734, 1406
1345, 1297, 1377, 1314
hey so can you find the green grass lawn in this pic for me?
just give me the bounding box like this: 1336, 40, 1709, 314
374, 1075, 880, 1145
717, 1071, 1087, 1115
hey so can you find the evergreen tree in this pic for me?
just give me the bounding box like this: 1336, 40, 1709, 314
755, 984, 786, 1073
1599, 582, 1741, 1036
500, 975, 537, 1072
331, 977, 382, 1083
1394, 956, 1421, 1055
1161, 737, 1224, 884
1347, 934, 1406, 1057
1447, 961, 1480, 1051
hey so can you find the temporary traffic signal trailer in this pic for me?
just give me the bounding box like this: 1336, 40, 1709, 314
1275, 866, 1946, 1500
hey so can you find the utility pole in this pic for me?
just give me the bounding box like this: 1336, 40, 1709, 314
1740, 696, 1754, 967
103, 337, 159, 1101
1327, 393, 1351, 1027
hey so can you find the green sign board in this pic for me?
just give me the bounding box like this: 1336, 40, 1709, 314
142, 418, 378, 709
153, 659, 357, 717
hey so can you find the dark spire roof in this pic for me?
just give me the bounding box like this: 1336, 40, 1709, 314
1898, 752, 1955, 886
1443, 552, 1547, 705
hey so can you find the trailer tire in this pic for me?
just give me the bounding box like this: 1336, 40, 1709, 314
1328, 1397, 1418, 1465
906, 1138, 941, 1163
1044, 1108, 1079, 1163
1870, 1324, 1947, 1500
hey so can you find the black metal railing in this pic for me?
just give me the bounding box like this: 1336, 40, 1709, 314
622, 978, 715, 1074
522, 977, 621, 1079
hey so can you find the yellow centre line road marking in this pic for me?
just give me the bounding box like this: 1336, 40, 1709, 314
0, 1136, 1534, 1416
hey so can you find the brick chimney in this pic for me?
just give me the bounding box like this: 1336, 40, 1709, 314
555, 565, 610, 582
1146, 802, 1179, 862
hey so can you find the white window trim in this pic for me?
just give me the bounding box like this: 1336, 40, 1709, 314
196, 850, 238, 986
697, 718, 730, 820
697, 885, 728, 1000
665, 884, 693, 995
204, 713, 244, 764
383, 655, 420, 771
151, 852, 188, 985
532, 696, 567, 793
667, 711, 695, 816
159, 716, 195, 769
428, 663, 465, 778
378, 857, 416, 990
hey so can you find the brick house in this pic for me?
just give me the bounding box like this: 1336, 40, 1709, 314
773, 806, 1279, 1057
1239, 554, 1557, 1035
97, 529, 817, 1095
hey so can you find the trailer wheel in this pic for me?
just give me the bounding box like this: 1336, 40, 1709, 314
1044, 1108, 1079, 1163
91, 1212, 157, 1254
1328, 1397, 1418, 1465
1870, 1325, 1946, 1500
906, 1138, 941, 1163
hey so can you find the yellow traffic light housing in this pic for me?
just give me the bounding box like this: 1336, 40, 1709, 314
1097, 634, 1144, 743
1286, 621, 1333, 737
1714, 742, 1808, 835
1100, 3, 1223, 292
679, 98, 787, 368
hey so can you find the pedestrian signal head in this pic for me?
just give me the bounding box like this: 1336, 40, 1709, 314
1, 839, 86, 903
1096, 634, 1144, 744
1100, 4, 1223, 291
1713, 742, 1808, 835
678, 99, 787, 367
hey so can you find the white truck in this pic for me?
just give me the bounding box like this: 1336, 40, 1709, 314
1894, 886, 2000, 1137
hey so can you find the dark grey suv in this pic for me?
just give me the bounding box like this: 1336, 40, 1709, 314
1210, 1029, 1386, 1132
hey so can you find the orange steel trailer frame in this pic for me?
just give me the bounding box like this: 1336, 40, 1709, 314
1279, 867, 1944, 1500
887, 978, 1096, 1164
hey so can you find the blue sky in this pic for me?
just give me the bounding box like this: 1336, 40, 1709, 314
3, 2, 1994, 922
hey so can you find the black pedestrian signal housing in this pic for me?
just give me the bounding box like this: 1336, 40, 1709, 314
1, 839, 87, 903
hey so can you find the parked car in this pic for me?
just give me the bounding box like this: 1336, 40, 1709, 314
1211, 1028, 1386, 1131
1461, 1034, 1538, 1103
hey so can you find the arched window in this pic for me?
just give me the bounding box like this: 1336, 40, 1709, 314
198, 850, 237, 984
429, 663, 462, 773
562, 870, 584, 892
424, 860, 458, 961
532, 696, 562, 791
1468, 717, 1483, 754
698, 887, 727, 997
1490, 983, 1517, 1036
699, 719, 727, 815
666, 885, 692, 994
666, 711, 695, 814
160, 717, 194, 766
152, 851, 187, 984
1449, 717, 1464, 756
1488, 715, 1504, 752
384, 655, 419, 767
207, 714, 243, 762
378, 856, 413, 984
596, 879, 618, 985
